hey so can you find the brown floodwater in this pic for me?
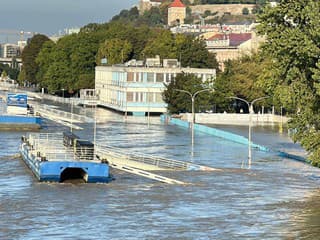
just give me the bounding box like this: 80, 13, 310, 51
0, 107, 319, 239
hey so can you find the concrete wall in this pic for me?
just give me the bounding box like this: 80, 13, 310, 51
190, 4, 256, 16
180, 113, 288, 126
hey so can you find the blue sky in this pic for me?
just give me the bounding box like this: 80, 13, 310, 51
0, 0, 137, 42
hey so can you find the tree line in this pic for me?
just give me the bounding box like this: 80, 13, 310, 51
19, 21, 219, 94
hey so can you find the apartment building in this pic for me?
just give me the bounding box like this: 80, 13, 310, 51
95, 58, 216, 115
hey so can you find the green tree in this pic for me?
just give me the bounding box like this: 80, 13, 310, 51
163, 73, 212, 114
258, 0, 320, 165
212, 55, 270, 113
39, 35, 75, 93
176, 35, 219, 69
1, 70, 7, 79
143, 30, 177, 59
36, 41, 55, 87
21, 34, 51, 85
96, 38, 133, 65
0, 64, 19, 80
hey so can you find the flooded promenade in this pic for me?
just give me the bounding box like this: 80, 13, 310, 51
0, 103, 320, 239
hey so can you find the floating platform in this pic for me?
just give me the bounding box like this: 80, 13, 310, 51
0, 93, 42, 130
0, 115, 42, 130
20, 133, 110, 183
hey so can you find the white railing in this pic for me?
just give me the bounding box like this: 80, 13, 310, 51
26, 133, 96, 162
34, 104, 93, 123
96, 144, 214, 171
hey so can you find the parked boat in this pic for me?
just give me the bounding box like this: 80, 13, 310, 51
20, 132, 110, 183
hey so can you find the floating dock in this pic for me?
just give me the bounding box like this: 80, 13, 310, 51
0, 93, 42, 130
20, 133, 110, 183
0, 115, 42, 130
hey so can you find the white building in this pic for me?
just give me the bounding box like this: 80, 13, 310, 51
95, 59, 216, 116
1, 44, 20, 58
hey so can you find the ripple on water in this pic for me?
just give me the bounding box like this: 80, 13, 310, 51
0, 116, 320, 239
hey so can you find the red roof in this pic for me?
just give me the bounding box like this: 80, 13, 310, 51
207, 33, 252, 46
207, 33, 226, 41
169, 0, 185, 8
229, 33, 252, 46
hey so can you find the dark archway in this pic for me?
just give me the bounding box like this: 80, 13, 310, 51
60, 168, 88, 183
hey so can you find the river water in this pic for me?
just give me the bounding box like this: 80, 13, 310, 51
0, 104, 320, 239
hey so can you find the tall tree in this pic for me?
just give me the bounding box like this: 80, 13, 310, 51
96, 38, 133, 65
163, 73, 212, 114
212, 55, 271, 113
258, 0, 320, 165
20, 34, 51, 85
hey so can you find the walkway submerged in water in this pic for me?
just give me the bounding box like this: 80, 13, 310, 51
96, 144, 220, 185
161, 115, 308, 163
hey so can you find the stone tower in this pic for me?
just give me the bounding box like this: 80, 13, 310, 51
168, 0, 186, 26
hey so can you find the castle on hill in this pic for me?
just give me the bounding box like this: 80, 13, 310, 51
139, 0, 186, 26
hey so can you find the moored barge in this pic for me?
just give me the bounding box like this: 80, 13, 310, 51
20, 132, 110, 183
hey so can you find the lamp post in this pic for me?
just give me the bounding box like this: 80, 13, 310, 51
174, 88, 212, 149
147, 88, 151, 128
70, 99, 73, 133
228, 96, 269, 169
279, 106, 283, 133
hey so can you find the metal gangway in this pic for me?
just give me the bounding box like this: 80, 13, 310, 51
109, 162, 186, 185
33, 104, 93, 130
95, 145, 220, 184
96, 144, 218, 172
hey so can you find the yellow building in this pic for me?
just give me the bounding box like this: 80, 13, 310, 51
168, 0, 186, 26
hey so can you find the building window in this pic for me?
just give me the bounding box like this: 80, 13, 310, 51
127, 72, 134, 82
134, 92, 143, 102
155, 93, 162, 103
127, 92, 133, 102
147, 73, 154, 83
165, 73, 171, 83
134, 72, 139, 82
156, 73, 164, 82
147, 92, 154, 102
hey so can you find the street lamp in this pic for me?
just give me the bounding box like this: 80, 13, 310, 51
174, 88, 212, 150
228, 96, 269, 169
174, 88, 212, 125
147, 88, 151, 128
279, 106, 283, 133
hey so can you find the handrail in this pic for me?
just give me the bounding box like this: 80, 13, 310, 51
96, 144, 217, 171
26, 133, 96, 162
34, 104, 93, 123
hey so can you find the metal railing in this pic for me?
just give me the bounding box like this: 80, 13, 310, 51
96, 144, 216, 171
25, 133, 97, 162
34, 104, 93, 123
